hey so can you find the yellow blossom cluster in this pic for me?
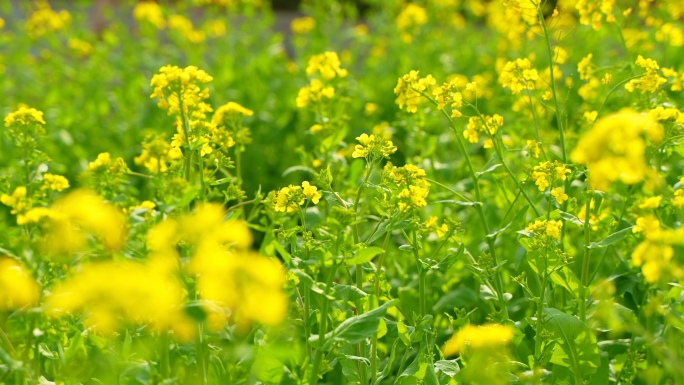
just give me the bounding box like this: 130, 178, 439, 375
394, 71, 436, 113
41, 173, 70, 192
306, 52, 348, 80
631, 215, 684, 282
135, 134, 183, 173
525, 219, 563, 240
133, 1, 166, 29
625, 56, 666, 93
499, 58, 539, 94
577, 54, 594, 80
274, 181, 322, 213
576, 0, 615, 30
395, 3, 428, 43
577, 198, 607, 231
530, 160, 571, 191
291, 16, 315, 35
296, 79, 335, 108
382, 163, 430, 212
648, 106, 683, 124
351, 133, 397, 161
442, 323, 514, 356
19, 189, 126, 254
168, 15, 206, 43
46, 256, 194, 339
1, 187, 30, 219
571, 110, 663, 191
0, 259, 40, 311
424, 216, 450, 238
396, 185, 429, 212
655, 23, 684, 47
463, 114, 503, 144
150, 65, 213, 118
432, 80, 464, 117
25, 0, 71, 38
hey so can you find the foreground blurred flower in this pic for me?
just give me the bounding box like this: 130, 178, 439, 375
571, 110, 663, 191
442, 323, 514, 356
0, 259, 40, 311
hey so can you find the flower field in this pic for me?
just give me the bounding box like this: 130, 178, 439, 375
1, 0, 684, 384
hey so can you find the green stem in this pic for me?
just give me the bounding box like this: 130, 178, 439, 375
353, 163, 375, 243
538, 6, 567, 163
534, 249, 549, 368
309, 262, 339, 385
370, 231, 392, 384
579, 189, 592, 323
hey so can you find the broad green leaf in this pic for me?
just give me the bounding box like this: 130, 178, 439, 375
373, 340, 400, 385
435, 359, 460, 377
333, 283, 368, 302
588, 226, 634, 249
543, 308, 600, 381
346, 247, 384, 265
559, 211, 584, 226
321, 299, 398, 349
397, 320, 411, 346
251, 348, 284, 384
340, 353, 370, 384
433, 243, 464, 272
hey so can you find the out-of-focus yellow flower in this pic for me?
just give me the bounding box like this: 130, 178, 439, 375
1, 187, 29, 219
46, 256, 194, 340
0, 259, 40, 311
463, 114, 503, 144
577, 54, 593, 80
364, 102, 379, 116
135, 134, 182, 173
296, 79, 335, 108
638, 196, 662, 209
571, 110, 662, 191
204, 19, 226, 37
291, 16, 315, 35
22, 189, 127, 255
133, 1, 166, 29
655, 23, 684, 47
68, 38, 93, 57
631, 215, 684, 283
306, 52, 348, 80
168, 14, 205, 43
4, 106, 46, 127
396, 3, 428, 43
576, 0, 615, 30
442, 324, 514, 356
25, 0, 71, 38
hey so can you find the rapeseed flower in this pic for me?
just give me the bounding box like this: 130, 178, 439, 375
394, 70, 436, 113
442, 323, 514, 356
625, 56, 667, 93
0, 259, 40, 311
525, 219, 563, 240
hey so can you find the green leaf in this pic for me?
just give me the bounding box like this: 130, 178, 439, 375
346, 247, 384, 265
588, 226, 634, 249
251, 348, 284, 384
322, 299, 398, 349
339, 354, 370, 383
281, 165, 315, 177
543, 308, 600, 380
433, 244, 464, 272
270, 240, 292, 264
475, 163, 503, 177
434, 200, 483, 207
333, 283, 368, 302
373, 340, 400, 385
397, 320, 411, 346
435, 359, 460, 377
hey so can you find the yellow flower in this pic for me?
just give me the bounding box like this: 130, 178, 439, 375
150, 65, 213, 118
394, 70, 436, 113
25, 0, 71, 38
525, 220, 563, 240
1, 187, 29, 217
397, 185, 429, 212
351, 133, 397, 160
133, 1, 166, 29
302, 181, 322, 204
625, 56, 667, 93
364, 102, 379, 116
499, 58, 539, 94
68, 38, 92, 57
296, 79, 335, 108
638, 196, 662, 209
550, 187, 569, 204
291, 16, 316, 35
4, 106, 46, 127
673, 189, 684, 209
41, 173, 70, 192
576, 0, 615, 30
0, 259, 40, 311
306, 52, 348, 80
36, 189, 127, 255
396, 3, 428, 43
442, 324, 514, 356
577, 54, 593, 80
526, 140, 541, 158
571, 110, 663, 191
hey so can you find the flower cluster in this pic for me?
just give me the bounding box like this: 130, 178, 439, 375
395, 3, 428, 43
442, 323, 514, 356
274, 181, 322, 213
291, 16, 315, 35
525, 219, 563, 240
570, 110, 663, 191
133, 1, 166, 29
463, 114, 503, 144
0, 259, 40, 311
135, 134, 183, 173
394, 71, 436, 113
631, 215, 684, 283
382, 163, 430, 212
351, 133, 397, 162
149, 65, 213, 117
306, 51, 348, 80
296, 79, 335, 108
530, 160, 571, 192
499, 58, 539, 94
576, 0, 615, 30
25, 0, 71, 38
625, 56, 667, 94
432, 80, 464, 117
